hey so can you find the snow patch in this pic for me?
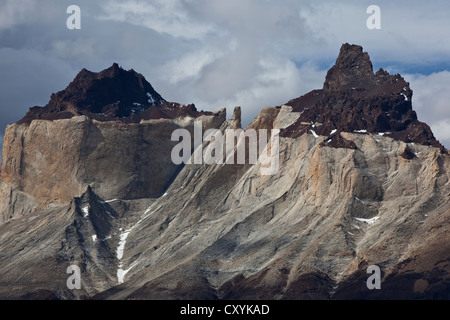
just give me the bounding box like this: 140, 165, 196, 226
117, 267, 133, 284
116, 228, 133, 284
82, 206, 89, 218
354, 216, 380, 225
101, 199, 119, 204
116, 229, 131, 261
147, 92, 156, 104
354, 130, 367, 133
92, 235, 97, 242
330, 129, 337, 135
115, 200, 164, 284
310, 130, 319, 138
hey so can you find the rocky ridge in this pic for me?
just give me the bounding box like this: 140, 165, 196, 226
280, 44, 444, 152
19, 63, 212, 124
0, 44, 448, 300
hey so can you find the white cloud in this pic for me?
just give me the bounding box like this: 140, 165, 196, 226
406, 71, 450, 148
187, 58, 325, 127
163, 48, 224, 84
432, 119, 450, 144
99, 0, 217, 39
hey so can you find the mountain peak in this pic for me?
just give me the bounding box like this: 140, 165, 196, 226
323, 43, 375, 91
18, 64, 166, 123
97, 63, 128, 79
283, 43, 445, 152
53, 63, 164, 113
18, 64, 215, 124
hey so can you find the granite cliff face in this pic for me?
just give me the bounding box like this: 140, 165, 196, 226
0, 44, 448, 300
0, 64, 225, 222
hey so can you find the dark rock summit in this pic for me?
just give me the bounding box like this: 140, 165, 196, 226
19, 63, 211, 124
323, 43, 376, 92
281, 43, 445, 153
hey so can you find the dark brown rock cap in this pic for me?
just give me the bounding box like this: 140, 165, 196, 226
19, 63, 212, 124
281, 43, 446, 152
324, 43, 375, 91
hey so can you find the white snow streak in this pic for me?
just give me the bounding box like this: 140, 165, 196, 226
116, 229, 132, 284
354, 216, 380, 225
310, 130, 319, 138
82, 206, 89, 218
116, 201, 162, 284
101, 199, 119, 204
147, 92, 156, 104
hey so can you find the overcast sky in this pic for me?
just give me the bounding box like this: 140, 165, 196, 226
1, 0, 450, 152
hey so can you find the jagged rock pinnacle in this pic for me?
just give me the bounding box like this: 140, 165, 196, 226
282, 43, 444, 151
323, 43, 375, 91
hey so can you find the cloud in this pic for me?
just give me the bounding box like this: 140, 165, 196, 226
0, 47, 77, 131
163, 48, 224, 84
0, 0, 37, 30
186, 58, 325, 127
99, 0, 217, 39
432, 119, 450, 146
280, 0, 450, 72
406, 71, 450, 148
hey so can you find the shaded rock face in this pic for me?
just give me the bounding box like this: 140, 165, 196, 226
0, 44, 449, 300
281, 43, 444, 151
